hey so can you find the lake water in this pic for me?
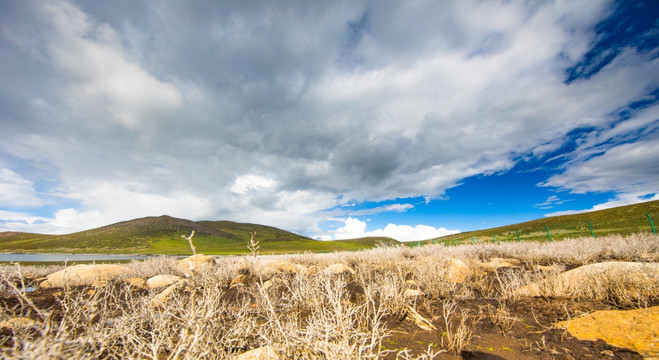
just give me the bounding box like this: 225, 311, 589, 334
0, 253, 158, 263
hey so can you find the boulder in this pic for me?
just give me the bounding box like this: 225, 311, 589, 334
0, 317, 35, 330
406, 305, 437, 331
404, 289, 425, 297
445, 258, 472, 283
230, 274, 248, 288
235, 345, 278, 360
536, 265, 555, 272
405, 279, 420, 288
479, 258, 521, 272
304, 265, 318, 276
557, 306, 659, 358
324, 263, 356, 275
125, 277, 146, 289
263, 260, 306, 275
146, 274, 182, 289
151, 279, 192, 307
40, 264, 134, 288
177, 254, 216, 276
513, 262, 659, 300
262, 279, 276, 290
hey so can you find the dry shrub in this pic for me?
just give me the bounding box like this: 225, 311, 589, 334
485, 301, 517, 335
436, 299, 478, 353
0, 233, 657, 358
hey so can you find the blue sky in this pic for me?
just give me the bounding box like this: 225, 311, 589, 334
1, 0, 658, 241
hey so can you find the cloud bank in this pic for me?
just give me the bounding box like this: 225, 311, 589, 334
329, 217, 459, 242
0, 0, 657, 237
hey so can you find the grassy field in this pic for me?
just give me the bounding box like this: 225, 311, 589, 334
0, 216, 399, 255
426, 199, 659, 246
1, 200, 657, 255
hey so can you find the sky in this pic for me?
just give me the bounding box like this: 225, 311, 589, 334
1, 0, 658, 242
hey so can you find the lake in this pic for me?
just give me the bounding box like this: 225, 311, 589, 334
0, 253, 160, 264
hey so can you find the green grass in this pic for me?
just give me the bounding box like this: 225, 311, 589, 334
0, 216, 398, 255
1, 200, 657, 254
425, 199, 659, 246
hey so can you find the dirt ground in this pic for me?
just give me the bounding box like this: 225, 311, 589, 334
1, 279, 646, 360
381, 297, 644, 359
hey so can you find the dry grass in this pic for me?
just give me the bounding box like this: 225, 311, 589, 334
0, 233, 657, 359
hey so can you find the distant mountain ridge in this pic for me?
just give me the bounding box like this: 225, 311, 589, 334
1, 199, 657, 254
0, 215, 399, 255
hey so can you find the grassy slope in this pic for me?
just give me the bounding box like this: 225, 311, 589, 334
335, 237, 400, 247
1, 200, 656, 253
0, 216, 399, 255
426, 199, 659, 245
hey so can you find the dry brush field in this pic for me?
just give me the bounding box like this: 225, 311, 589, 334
1, 233, 658, 359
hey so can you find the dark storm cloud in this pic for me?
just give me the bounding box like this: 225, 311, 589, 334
0, 0, 658, 235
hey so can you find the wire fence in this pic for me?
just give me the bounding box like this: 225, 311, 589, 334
409, 211, 658, 248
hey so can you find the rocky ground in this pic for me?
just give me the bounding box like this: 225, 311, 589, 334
1, 234, 658, 359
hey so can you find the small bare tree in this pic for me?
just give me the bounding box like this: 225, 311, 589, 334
248, 232, 259, 258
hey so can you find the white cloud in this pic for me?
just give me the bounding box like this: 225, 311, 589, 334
334, 217, 368, 239
332, 217, 459, 242
0, 0, 657, 237
348, 203, 414, 216
22, 0, 183, 130
0, 168, 41, 208
542, 139, 659, 195
230, 174, 277, 195
545, 193, 659, 217
535, 195, 570, 209
0, 183, 214, 234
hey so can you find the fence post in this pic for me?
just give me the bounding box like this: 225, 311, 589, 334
587, 220, 595, 237
647, 213, 657, 235
545, 226, 552, 242
515, 230, 520, 242
492, 233, 496, 243
457, 239, 460, 245
470, 236, 474, 244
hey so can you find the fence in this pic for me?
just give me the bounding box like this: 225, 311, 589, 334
408, 211, 657, 248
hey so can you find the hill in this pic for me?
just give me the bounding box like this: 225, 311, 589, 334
335, 236, 400, 247
425, 199, 659, 246
0, 216, 399, 255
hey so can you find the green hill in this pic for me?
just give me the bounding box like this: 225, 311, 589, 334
423, 199, 659, 246
0, 216, 399, 255
335, 236, 400, 247
1, 200, 656, 254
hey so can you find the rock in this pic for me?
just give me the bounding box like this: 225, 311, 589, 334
40, 264, 134, 288
263, 260, 306, 275
146, 275, 182, 289
480, 258, 521, 272
446, 258, 472, 283
536, 265, 555, 272
235, 345, 278, 360
405, 279, 420, 287
262, 279, 276, 290
304, 265, 317, 276
324, 263, 356, 275
125, 277, 146, 289
0, 317, 35, 330
151, 279, 192, 307
230, 274, 248, 288
557, 306, 659, 358
406, 305, 437, 331
513, 262, 659, 300
177, 254, 215, 276
404, 289, 425, 297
